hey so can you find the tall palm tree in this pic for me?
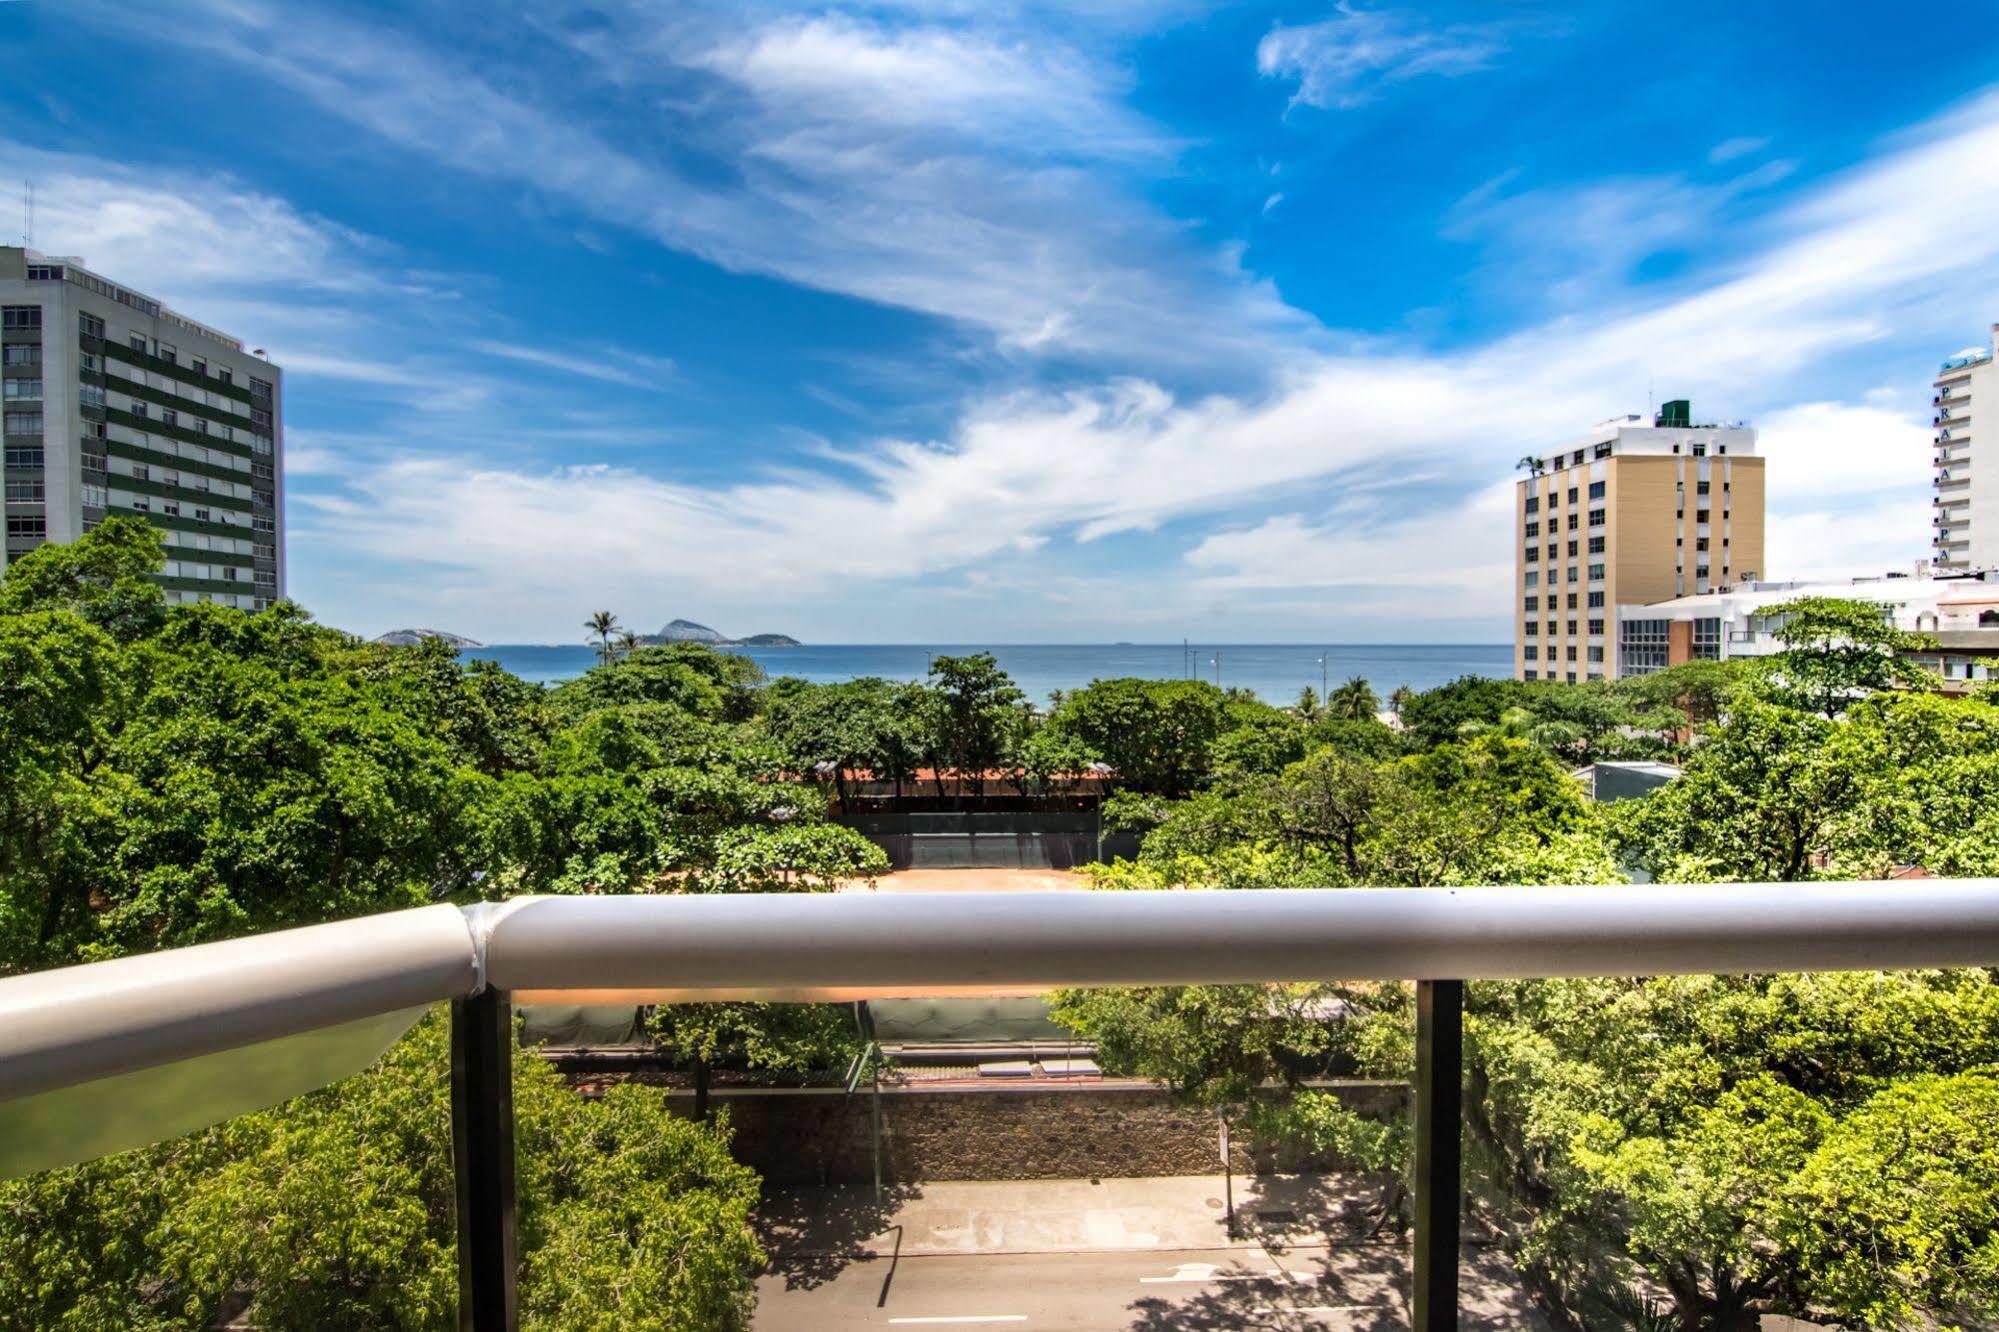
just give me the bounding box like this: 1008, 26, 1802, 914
1326, 675, 1380, 721
1388, 684, 1416, 715
1294, 685, 1323, 722
614, 630, 640, 661
585, 610, 621, 667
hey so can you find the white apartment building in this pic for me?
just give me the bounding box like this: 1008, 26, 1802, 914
1614, 571, 1999, 691
1933, 328, 1997, 573
1, 247, 282, 609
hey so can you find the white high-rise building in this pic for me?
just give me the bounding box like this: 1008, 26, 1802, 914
1932, 327, 1998, 573
1, 248, 283, 608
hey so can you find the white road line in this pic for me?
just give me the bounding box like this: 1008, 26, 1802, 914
886, 1318, 1029, 1326
1138, 1263, 1295, 1285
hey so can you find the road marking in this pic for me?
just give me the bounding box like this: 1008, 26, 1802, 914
1139, 1261, 1295, 1285
886, 1318, 1029, 1325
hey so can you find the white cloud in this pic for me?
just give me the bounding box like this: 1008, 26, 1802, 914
471, 340, 676, 391
1709, 135, 1770, 164
1258, 5, 1515, 109
292, 83, 1999, 636
92, 0, 1308, 375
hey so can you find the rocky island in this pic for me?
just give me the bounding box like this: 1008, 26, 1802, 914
373, 629, 485, 648
643, 619, 801, 648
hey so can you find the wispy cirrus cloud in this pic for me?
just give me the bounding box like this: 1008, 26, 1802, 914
286, 84, 1999, 638
1257, 4, 1522, 109
83, 0, 1311, 378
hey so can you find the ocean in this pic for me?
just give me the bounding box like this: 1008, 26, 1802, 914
462, 642, 1513, 706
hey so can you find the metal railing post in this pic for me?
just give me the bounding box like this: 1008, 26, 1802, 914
1413, 978, 1462, 1331
452, 989, 518, 1332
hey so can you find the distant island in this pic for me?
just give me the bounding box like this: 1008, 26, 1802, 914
373, 628, 485, 648
641, 618, 802, 648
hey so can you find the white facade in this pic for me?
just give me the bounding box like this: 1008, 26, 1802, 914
1614, 572, 1999, 689
1932, 329, 1998, 573
1, 248, 283, 609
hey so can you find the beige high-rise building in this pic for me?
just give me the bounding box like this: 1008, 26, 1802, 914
1513, 401, 1763, 683
1931, 328, 1996, 573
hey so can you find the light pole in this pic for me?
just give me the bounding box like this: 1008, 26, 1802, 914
1318, 653, 1328, 699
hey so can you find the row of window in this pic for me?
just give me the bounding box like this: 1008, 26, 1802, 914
1522, 563, 1607, 588
1525, 592, 1607, 612
1523, 670, 1604, 683
1521, 646, 1606, 663
2, 305, 42, 331
2, 344, 38, 366
1521, 619, 1607, 637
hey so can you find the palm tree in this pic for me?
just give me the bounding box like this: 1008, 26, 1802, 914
1388, 684, 1416, 715
614, 630, 640, 661
1294, 685, 1323, 722
1326, 675, 1379, 721
1516, 454, 1546, 478
585, 610, 621, 667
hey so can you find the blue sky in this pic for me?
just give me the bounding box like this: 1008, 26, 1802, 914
4, 1, 1998, 643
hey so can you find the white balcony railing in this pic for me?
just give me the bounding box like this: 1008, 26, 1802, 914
3, 884, 1998, 1331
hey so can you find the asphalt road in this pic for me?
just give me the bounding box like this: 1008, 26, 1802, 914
755, 1243, 1550, 1331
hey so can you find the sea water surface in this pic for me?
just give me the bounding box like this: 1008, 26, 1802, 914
464, 643, 1512, 706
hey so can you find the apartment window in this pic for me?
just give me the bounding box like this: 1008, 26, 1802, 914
80, 483, 107, 509
218, 368, 233, 386
1524, 547, 1539, 564
4, 445, 43, 468
1696, 481, 1710, 495
1567, 620, 1579, 636
1564, 540, 1576, 558
2, 344, 40, 366
1620, 618, 1670, 676
132, 402, 149, 419
1696, 537, 1710, 552
1546, 543, 1557, 560
1566, 671, 1577, 683
3, 378, 42, 400
79, 312, 104, 339
1523, 621, 1539, 637
1567, 514, 1579, 532
1524, 571, 1539, 588
1692, 444, 1707, 457
130, 334, 148, 354
6, 515, 47, 538
2, 306, 43, 330
1568, 566, 1581, 583
79, 352, 98, 373
1524, 649, 1537, 663
1694, 617, 1723, 660
5, 479, 44, 502
162, 409, 178, 428
24, 264, 62, 281
1524, 595, 1539, 612
1587, 536, 1606, 554
1587, 591, 1604, 608
1588, 562, 1605, 580
1571, 451, 1584, 467
1588, 481, 1605, 500
1525, 521, 1540, 538
162, 501, 180, 517
195, 418, 209, 435
1696, 509, 1710, 524
1546, 621, 1557, 638
158, 343, 177, 365
79, 384, 105, 409
1524, 496, 1539, 514
1588, 619, 1604, 635
1593, 443, 1612, 460
195, 507, 212, 522
192, 358, 207, 376
4, 411, 44, 435
1566, 646, 1578, 662
1567, 487, 1579, 504
1587, 509, 1605, 527
1588, 647, 1604, 663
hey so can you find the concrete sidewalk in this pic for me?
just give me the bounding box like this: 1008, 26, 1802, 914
758, 1173, 1408, 1260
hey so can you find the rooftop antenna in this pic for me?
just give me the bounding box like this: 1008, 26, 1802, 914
21, 180, 32, 249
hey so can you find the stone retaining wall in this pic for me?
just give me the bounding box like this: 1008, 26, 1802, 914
612, 1079, 1407, 1186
